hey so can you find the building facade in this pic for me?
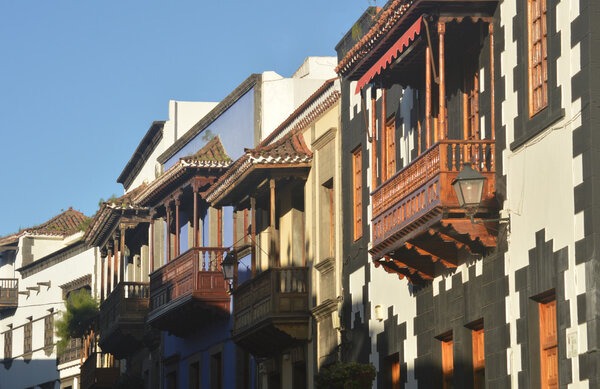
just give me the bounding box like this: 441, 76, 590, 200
335, 0, 598, 388
0, 209, 97, 389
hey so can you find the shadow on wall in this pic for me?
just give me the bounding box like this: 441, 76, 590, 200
1, 358, 61, 389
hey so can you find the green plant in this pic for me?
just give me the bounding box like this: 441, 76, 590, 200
315, 362, 377, 389
77, 218, 93, 232
55, 289, 99, 355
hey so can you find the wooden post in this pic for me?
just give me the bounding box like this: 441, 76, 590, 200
166, 202, 171, 263
489, 22, 495, 141
371, 87, 378, 189
193, 185, 199, 248
113, 235, 119, 286
233, 210, 238, 250
217, 207, 223, 247
426, 45, 432, 148
120, 228, 126, 283
107, 247, 112, 294
381, 88, 388, 182
438, 22, 446, 140
150, 218, 155, 272
417, 90, 422, 155
250, 197, 256, 277
269, 179, 277, 268
100, 253, 105, 302
175, 197, 180, 257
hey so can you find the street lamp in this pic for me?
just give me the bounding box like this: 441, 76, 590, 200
452, 163, 509, 225
451, 163, 486, 213
221, 251, 236, 291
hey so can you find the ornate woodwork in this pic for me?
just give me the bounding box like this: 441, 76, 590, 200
147, 247, 230, 337
371, 139, 497, 283
0, 279, 18, 309
232, 267, 309, 357
98, 282, 149, 359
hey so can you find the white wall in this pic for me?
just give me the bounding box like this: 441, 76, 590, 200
126, 100, 217, 193
500, 0, 586, 385
0, 235, 97, 389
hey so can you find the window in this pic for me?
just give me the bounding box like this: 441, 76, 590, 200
4, 330, 12, 359
189, 361, 200, 389
539, 298, 558, 389
463, 56, 480, 140
352, 147, 363, 241
44, 315, 53, 347
384, 116, 396, 181
472, 326, 485, 389
210, 352, 223, 389
441, 336, 453, 389
528, 0, 548, 116
24, 321, 32, 354
384, 352, 401, 389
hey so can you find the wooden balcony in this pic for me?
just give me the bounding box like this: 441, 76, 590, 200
232, 267, 309, 357
80, 352, 120, 389
0, 279, 18, 310
98, 282, 149, 359
147, 247, 230, 337
371, 140, 497, 283
57, 338, 81, 365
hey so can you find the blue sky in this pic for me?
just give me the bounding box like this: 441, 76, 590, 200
0, 0, 375, 236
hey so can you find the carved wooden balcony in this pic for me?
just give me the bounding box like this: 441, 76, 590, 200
147, 247, 230, 337
232, 267, 309, 357
98, 282, 149, 359
80, 352, 120, 389
371, 140, 497, 283
57, 338, 81, 365
0, 279, 18, 310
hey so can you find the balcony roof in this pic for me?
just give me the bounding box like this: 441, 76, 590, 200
206, 130, 312, 206
0, 208, 89, 247
337, 0, 498, 81
85, 184, 149, 248
134, 135, 232, 207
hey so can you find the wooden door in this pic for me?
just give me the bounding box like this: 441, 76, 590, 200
539, 299, 558, 389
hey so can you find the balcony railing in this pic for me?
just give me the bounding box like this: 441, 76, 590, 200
147, 247, 230, 335
80, 352, 120, 389
0, 279, 18, 309
57, 338, 81, 365
232, 267, 309, 355
371, 139, 495, 249
98, 282, 149, 358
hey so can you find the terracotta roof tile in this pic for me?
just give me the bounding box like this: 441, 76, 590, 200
183, 135, 232, 164
336, 0, 414, 76
206, 130, 312, 203
0, 208, 90, 246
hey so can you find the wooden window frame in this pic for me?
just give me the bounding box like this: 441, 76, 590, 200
440, 333, 453, 389
528, 0, 548, 117
463, 56, 480, 141
384, 352, 401, 389
352, 147, 363, 241
23, 321, 32, 354
4, 330, 12, 360
44, 315, 53, 348
385, 115, 396, 181
539, 296, 558, 389
471, 323, 485, 388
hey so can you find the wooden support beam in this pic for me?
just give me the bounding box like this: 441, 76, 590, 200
489, 22, 495, 141
438, 22, 446, 140
381, 88, 388, 182
113, 236, 119, 287
426, 45, 432, 148
149, 219, 155, 272
269, 179, 277, 268
251, 196, 256, 277
371, 87, 378, 189
120, 228, 126, 282
405, 242, 457, 268
175, 197, 180, 257
193, 185, 199, 248
166, 203, 172, 263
